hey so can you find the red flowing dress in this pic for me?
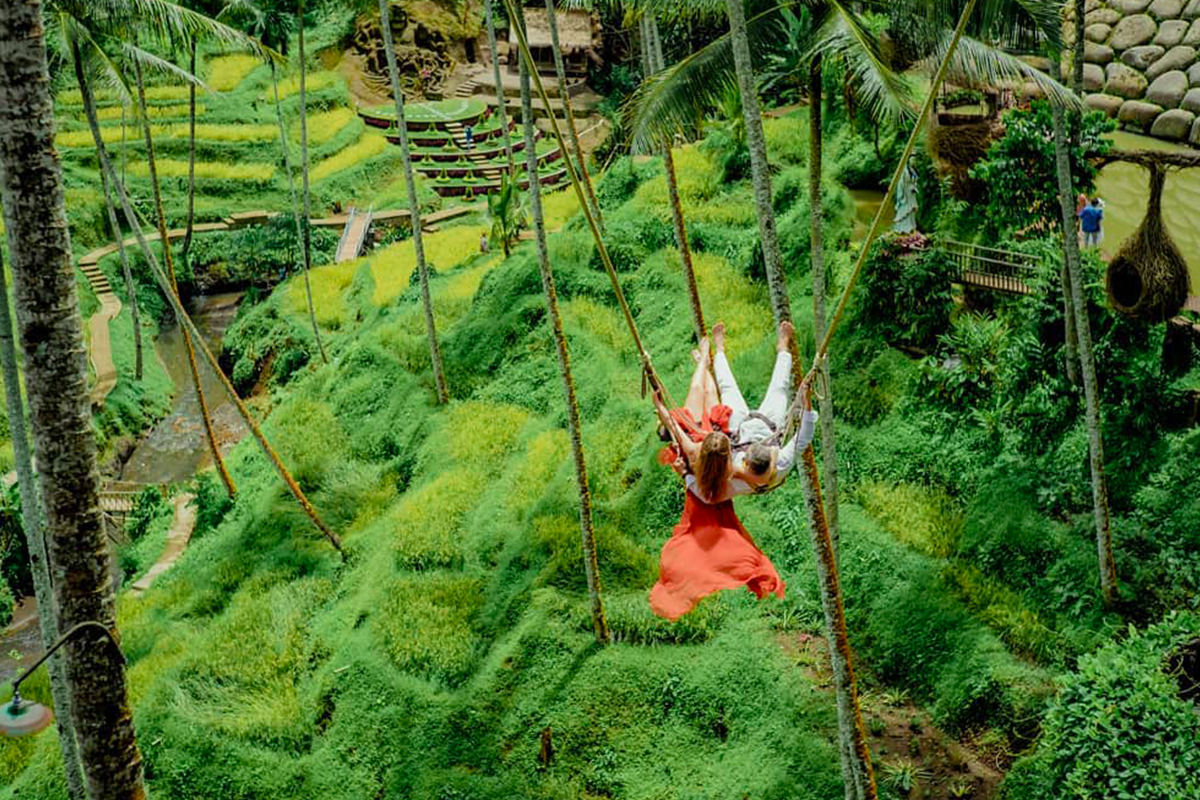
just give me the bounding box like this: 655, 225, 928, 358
650, 405, 786, 621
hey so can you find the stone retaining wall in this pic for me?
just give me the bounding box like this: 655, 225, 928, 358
1071, 0, 1200, 144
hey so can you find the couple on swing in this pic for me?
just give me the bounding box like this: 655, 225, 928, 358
649, 321, 817, 620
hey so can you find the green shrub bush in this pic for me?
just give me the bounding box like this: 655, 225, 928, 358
1003, 612, 1200, 800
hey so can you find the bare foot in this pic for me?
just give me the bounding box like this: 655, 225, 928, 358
777, 321, 794, 353
698, 336, 710, 364
712, 322, 726, 353
692, 348, 702, 364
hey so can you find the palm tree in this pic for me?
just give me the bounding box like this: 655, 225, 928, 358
483, 0, 517, 177
98, 137, 144, 382
643, 13, 704, 342
0, 2, 147, 796
541, 0, 603, 227
130, 49, 239, 497
296, 0, 328, 363
379, 0, 449, 403
0, 251, 87, 800
70, 19, 346, 559
513, 0, 608, 644
1048, 57, 1117, 608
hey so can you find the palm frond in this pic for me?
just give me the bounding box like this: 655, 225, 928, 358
884, 0, 1063, 52
624, 3, 786, 152
924, 33, 1081, 110
813, 0, 916, 123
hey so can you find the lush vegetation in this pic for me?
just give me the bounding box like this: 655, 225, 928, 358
0, 4, 1197, 799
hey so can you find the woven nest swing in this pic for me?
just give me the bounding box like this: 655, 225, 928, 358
1105, 164, 1190, 324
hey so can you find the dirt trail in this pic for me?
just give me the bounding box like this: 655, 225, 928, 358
780, 632, 1004, 799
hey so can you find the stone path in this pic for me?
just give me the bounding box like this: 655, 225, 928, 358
130, 492, 196, 597
79, 256, 122, 407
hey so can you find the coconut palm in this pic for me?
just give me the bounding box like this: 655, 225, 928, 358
129, 50, 240, 498
379, 0, 450, 403
1048, 57, 1117, 608
75, 62, 347, 558
295, 0, 329, 363
542, 0, 603, 228
0, 3, 147, 796
642, 13, 705, 342
0, 251, 86, 799
99, 137, 145, 382
484, 0, 518, 176
513, 0, 609, 645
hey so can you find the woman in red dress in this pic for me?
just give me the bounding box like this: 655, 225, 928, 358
648, 339, 785, 621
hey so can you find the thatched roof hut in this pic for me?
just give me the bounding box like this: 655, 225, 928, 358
509, 7, 598, 75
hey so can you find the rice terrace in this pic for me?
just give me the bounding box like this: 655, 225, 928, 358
0, 1, 1199, 799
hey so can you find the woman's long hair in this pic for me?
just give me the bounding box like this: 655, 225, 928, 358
696, 431, 732, 502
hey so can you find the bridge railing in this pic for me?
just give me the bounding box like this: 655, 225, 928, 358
939, 239, 1039, 296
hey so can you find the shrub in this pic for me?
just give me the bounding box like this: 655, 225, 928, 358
1003, 612, 1200, 800
127, 486, 170, 542
852, 237, 956, 350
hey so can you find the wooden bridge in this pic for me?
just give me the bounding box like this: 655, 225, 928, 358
938, 239, 1038, 296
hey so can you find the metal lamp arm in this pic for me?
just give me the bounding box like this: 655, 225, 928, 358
10, 621, 123, 700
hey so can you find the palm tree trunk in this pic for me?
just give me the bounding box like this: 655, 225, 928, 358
76, 42, 345, 560
484, 0, 517, 178
379, 0, 449, 403
799, 450, 876, 800
99, 152, 143, 382
808, 57, 840, 553
723, 0, 790, 327
1073, 0, 1085, 111
0, 6, 147, 797
296, 3, 329, 364
641, 15, 703, 341
272, 62, 311, 299
1062, 0, 1084, 382
516, 1, 608, 645
723, 2, 874, 796
180, 38, 197, 262
131, 56, 237, 499
1050, 60, 1118, 608
0, 252, 87, 800
543, 0, 603, 229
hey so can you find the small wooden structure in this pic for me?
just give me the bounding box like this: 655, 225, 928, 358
940, 239, 1037, 295
508, 7, 597, 76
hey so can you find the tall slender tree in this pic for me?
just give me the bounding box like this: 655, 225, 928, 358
75, 32, 346, 559
379, 0, 449, 403
1049, 58, 1117, 607
181, 37, 198, 261
130, 51, 238, 497
645, 14, 704, 342
0, 3, 147, 796
296, 0, 328, 363
0, 248, 86, 799
484, 0, 517, 177
542, 0, 603, 228
271, 61, 313, 312
806, 53, 841, 550
513, 0, 608, 644
722, 0, 871, 793
98, 138, 144, 382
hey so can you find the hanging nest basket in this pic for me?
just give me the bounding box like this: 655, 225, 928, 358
927, 117, 1003, 202
1105, 164, 1190, 324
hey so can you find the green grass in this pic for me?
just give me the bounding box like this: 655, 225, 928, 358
365, 97, 487, 123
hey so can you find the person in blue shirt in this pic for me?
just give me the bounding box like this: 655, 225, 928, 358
1078, 197, 1104, 249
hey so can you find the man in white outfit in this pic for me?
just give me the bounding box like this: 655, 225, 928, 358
682, 321, 819, 504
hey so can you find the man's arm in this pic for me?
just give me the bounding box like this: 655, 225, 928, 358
775, 409, 819, 476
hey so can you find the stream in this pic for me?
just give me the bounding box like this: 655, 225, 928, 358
2, 293, 246, 685
121, 292, 247, 485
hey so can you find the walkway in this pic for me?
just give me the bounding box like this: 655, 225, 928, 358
130, 492, 196, 597
335, 207, 374, 263
78, 254, 122, 407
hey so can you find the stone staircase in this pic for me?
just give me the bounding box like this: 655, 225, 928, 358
455, 77, 480, 98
